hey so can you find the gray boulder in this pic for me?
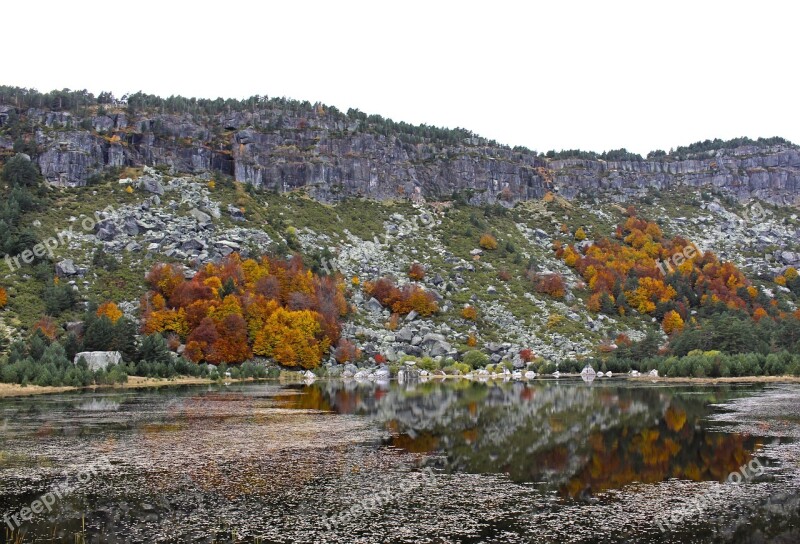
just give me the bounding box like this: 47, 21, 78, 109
181, 238, 205, 251
96, 228, 116, 241
122, 217, 140, 236
56, 259, 78, 276
421, 333, 451, 357
189, 208, 212, 225
141, 177, 165, 195
228, 204, 245, 221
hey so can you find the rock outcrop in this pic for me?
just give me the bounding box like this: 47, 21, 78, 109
4, 102, 799, 205
550, 146, 800, 206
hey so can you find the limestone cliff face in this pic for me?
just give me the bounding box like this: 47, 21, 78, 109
2, 103, 798, 205
550, 146, 800, 206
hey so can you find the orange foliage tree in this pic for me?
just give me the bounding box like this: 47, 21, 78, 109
0, 287, 7, 309
557, 210, 760, 330
364, 277, 438, 316
461, 305, 478, 320
334, 338, 361, 363
143, 253, 347, 367
253, 307, 328, 369
32, 316, 59, 340
408, 263, 425, 281
97, 301, 123, 324
529, 273, 566, 299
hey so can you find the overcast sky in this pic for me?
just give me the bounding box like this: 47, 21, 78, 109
5, 1, 798, 155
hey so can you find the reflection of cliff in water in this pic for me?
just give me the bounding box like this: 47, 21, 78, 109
282, 380, 762, 497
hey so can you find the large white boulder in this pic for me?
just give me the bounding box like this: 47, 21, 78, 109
73, 351, 122, 371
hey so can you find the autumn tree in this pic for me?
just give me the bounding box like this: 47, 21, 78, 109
97, 301, 123, 324
185, 317, 219, 363
334, 338, 360, 363
461, 305, 478, 320
146, 263, 185, 300
143, 253, 345, 368
210, 314, 252, 363
253, 307, 327, 369
530, 273, 566, 299
408, 262, 425, 281
365, 277, 437, 316
479, 233, 498, 250
662, 310, 685, 335
32, 316, 58, 340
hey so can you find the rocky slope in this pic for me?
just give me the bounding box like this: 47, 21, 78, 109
10, 163, 795, 369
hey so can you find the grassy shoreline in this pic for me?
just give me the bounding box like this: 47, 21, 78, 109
629, 375, 800, 384
0, 376, 273, 398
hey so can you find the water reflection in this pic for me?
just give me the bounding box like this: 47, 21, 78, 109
277, 379, 762, 497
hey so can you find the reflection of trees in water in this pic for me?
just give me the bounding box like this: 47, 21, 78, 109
297, 380, 758, 497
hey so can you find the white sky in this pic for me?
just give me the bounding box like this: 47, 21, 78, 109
4, 1, 798, 155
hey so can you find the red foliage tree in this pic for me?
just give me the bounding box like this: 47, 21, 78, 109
334, 338, 360, 363
408, 263, 425, 281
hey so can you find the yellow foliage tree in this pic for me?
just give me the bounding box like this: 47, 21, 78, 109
563, 246, 580, 267
662, 310, 685, 335
143, 307, 189, 337
461, 305, 478, 320
253, 308, 328, 369
203, 276, 223, 296
241, 258, 270, 289
479, 233, 498, 250
574, 227, 587, 241
208, 294, 243, 322
97, 301, 123, 324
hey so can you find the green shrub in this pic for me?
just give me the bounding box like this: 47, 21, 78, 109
443, 362, 471, 375
463, 350, 489, 369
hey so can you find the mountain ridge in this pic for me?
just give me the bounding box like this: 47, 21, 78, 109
1, 87, 798, 206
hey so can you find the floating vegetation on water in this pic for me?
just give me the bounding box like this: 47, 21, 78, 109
0, 381, 797, 542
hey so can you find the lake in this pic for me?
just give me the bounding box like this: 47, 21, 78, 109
1, 378, 798, 543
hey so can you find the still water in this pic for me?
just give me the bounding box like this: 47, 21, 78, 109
0, 378, 798, 543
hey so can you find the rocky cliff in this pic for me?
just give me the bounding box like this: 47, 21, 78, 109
1, 102, 798, 206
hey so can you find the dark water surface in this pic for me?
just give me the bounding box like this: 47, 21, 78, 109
0, 378, 798, 543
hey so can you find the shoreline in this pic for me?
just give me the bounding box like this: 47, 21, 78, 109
2, 373, 799, 399
628, 375, 800, 384
0, 376, 272, 399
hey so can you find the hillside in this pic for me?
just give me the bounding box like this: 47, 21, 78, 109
0, 86, 799, 380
